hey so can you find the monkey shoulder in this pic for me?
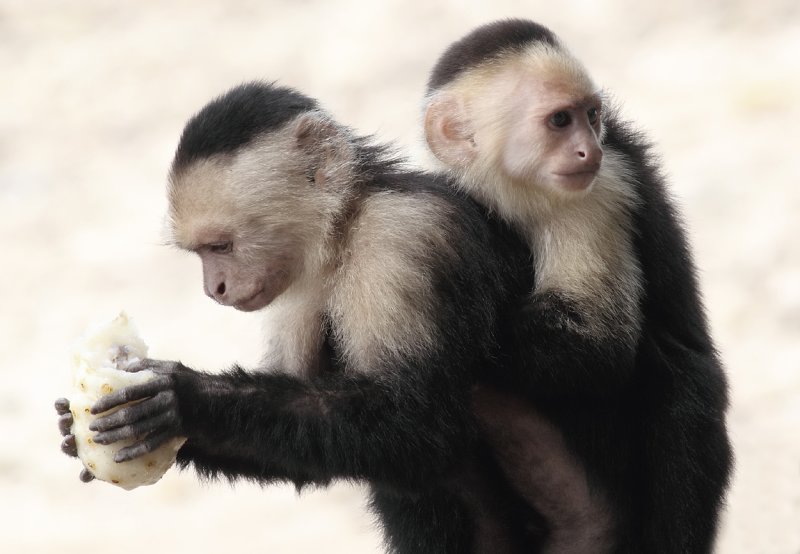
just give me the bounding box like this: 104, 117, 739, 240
327, 175, 523, 371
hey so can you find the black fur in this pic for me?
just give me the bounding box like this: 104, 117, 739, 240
607, 116, 732, 552
427, 20, 732, 553
426, 19, 559, 93
172, 81, 318, 172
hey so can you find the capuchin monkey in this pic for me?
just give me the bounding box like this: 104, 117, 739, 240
55, 81, 563, 553
422, 19, 732, 553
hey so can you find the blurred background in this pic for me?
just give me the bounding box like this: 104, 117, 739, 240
1, 0, 798, 552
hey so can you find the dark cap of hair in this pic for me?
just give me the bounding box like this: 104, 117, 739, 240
172, 81, 318, 172
426, 19, 560, 93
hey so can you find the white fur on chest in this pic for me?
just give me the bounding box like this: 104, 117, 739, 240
260, 275, 329, 378
512, 150, 643, 339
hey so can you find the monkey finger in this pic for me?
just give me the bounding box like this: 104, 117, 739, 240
79, 468, 95, 483
93, 408, 177, 446
61, 435, 78, 457
125, 358, 179, 374
90, 375, 171, 415
58, 412, 74, 436
114, 430, 174, 463
55, 397, 71, 415
90, 390, 176, 433
123, 358, 158, 373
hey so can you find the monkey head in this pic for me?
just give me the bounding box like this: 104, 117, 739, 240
166, 83, 357, 311
424, 20, 604, 201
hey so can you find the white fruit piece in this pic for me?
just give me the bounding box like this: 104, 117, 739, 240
70, 312, 186, 490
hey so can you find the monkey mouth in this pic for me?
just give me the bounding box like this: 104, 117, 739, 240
555, 165, 601, 178
233, 289, 269, 312
553, 169, 599, 191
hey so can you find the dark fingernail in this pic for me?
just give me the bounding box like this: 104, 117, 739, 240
55, 398, 70, 412
80, 469, 95, 483
93, 433, 108, 445
58, 414, 73, 435
61, 436, 78, 457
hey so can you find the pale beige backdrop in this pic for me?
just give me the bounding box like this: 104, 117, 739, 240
1, 1, 798, 552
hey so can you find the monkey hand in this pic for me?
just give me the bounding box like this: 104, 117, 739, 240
88, 359, 189, 463
54, 397, 95, 482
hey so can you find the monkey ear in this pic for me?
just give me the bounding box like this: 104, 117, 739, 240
293, 112, 339, 150
424, 94, 477, 169
292, 112, 354, 188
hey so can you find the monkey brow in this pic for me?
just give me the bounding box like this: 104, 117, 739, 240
549, 93, 603, 113
570, 92, 603, 108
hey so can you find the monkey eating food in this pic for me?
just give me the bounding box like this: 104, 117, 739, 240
56, 81, 554, 552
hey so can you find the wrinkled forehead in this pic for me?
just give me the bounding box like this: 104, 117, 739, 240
517, 43, 597, 96
167, 156, 239, 248
447, 42, 598, 107
166, 125, 306, 248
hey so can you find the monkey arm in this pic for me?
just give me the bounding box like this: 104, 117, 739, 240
631, 183, 731, 552
505, 293, 638, 401
632, 328, 731, 552
601, 118, 732, 550
183, 367, 474, 488
89, 358, 475, 490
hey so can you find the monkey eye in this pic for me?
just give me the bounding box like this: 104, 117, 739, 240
587, 107, 600, 125
208, 242, 233, 254
549, 111, 572, 128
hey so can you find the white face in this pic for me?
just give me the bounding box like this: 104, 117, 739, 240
168, 113, 357, 312
168, 153, 307, 312
167, 130, 320, 311
169, 204, 305, 313
499, 76, 604, 194
424, 51, 604, 199
193, 234, 299, 312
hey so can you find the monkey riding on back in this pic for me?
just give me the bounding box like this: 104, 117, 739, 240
422, 18, 732, 553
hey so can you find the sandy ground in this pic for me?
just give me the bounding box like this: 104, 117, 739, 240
1, 1, 798, 552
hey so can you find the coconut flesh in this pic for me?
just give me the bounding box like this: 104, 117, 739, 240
70, 312, 186, 490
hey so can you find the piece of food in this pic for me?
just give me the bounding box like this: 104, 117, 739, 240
70, 312, 185, 490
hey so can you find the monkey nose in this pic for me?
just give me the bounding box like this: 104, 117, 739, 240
204, 280, 227, 302
577, 145, 603, 168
